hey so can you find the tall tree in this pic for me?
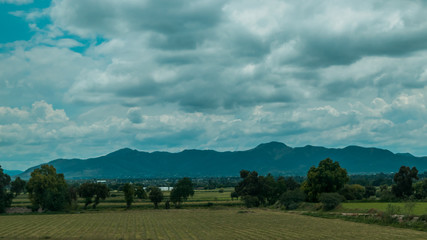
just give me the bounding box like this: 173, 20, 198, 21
235, 170, 264, 207
26, 165, 69, 211
135, 186, 147, 199
78, 182, 109, 209
0, 166, 13, 213
392, 166, 418, 198
10, 177, 26, 197
123, 183, 135, 209
170, 177, 194, 208
148, 186, 163, 209
302, 158, 349, 202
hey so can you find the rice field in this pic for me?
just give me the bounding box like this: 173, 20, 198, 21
1, 208, 427, 240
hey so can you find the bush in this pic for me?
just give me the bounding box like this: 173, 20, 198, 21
242, 195, 260, 208
279, 189, 305, 210
319, 193, 344, 211
339, 184, 365, 200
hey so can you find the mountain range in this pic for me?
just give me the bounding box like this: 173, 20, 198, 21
16, 142, 427, 179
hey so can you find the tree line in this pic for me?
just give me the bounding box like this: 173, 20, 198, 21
0, 165, 196, 212
1, 159, 427, 213
233, 158, 427, 210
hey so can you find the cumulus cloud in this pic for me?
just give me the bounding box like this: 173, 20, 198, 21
2, 0, 427, 169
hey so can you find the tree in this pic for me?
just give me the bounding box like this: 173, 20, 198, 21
339, 184, 365, 200
0, 166, 13, 213
302, 158, 349, 202
364, 185, 376, 199
148, 186, 163, 209
319, 192, 344, 211
414, 179, 427, 199
135, 186, 147, 199
26, 165, 69, 211
78, 182, 109, 209
235, 170, 264, 207
279, 189, 305, 210
10, 177, 26, 197
392, 166, 418, 198
123, 183, 135, 209
170, 177, 194, 208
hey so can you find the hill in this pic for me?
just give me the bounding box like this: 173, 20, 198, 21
3, 169, 23, 176
17, 142, 427, 179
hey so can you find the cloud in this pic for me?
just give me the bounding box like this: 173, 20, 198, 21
2, 0, 427, 170
0, 0, 33, 5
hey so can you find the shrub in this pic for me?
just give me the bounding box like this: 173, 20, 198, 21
279, 189, 305, 210
319, 192, 344, 211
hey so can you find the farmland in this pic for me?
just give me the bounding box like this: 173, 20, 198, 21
342, 202, 427, 215
1, 208, 427, 240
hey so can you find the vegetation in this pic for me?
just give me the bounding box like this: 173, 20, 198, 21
78, 182, 110, 209
135, 185, 147, 199
319, 192, 344, 210
10, 177, 26, 197
302, 158, 349, 202
0, 166, 13, 213
123, 183, 134, 209
26, 165, 69, 211
392, 166, 419, 198
1, 209, 426, 239
148, 186, 163, 209
170, 177, 194, 208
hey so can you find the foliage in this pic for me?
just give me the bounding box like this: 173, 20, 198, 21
235, 170, 299, 207
235, 170, 263, 207
319, 192, 344, 211
279, 189, 305, 210
148, 186, 163, 209
78, 182, 110, 209
303, 158, 349, 202
363, 185, 376, 199
10, 177, 26, 197
0, 166, 13, 213
26, 165, 69, 211
230, 191, 238, 200
391, 166, 418, 198
135, 186, 147, 199
170, 177, 194, 208
123, 183, 134, 209
414, 179, 427, 199
339, 184, 365, 200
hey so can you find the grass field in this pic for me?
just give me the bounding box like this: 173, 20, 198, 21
342, 202, 427, 215
1, 208, 427, 240
11, 189, 239, 209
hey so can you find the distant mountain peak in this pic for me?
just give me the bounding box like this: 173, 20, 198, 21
254, 141, 290, 150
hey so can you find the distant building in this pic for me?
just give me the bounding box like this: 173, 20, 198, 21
96, 180, 107, 183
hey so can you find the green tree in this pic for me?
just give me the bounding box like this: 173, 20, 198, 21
235, 170, 264, 207
170, 177, 194, 208
392, 166, 418, 198
78, 182, 109, 209
279, 189, 305, 210
0, 166, 13, 213
123, 183, 135, 209
302, 158, 349, 202
148, 186, 163, 209
414, 179, 427, 199
339, 184, 365, 200
10, 177, 26, 197
364, 185, 376, 199
26, 165, 69, 211
319, 192, 344, 211
135, 186, 147, 199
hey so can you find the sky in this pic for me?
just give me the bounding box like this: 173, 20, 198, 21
1, 0, 427, 170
